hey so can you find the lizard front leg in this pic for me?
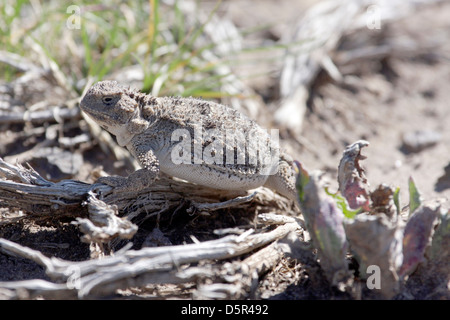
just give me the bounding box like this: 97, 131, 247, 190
97, 146, 160, 192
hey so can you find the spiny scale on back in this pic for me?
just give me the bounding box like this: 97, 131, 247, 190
121, 84, 246, 129
80, 80, 299, 203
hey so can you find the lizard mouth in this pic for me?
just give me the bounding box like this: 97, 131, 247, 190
79, 103, 111, 128
80, 105, 106, 120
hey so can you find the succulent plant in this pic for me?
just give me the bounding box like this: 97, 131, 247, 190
293, 141, 449, 299
295, 162, 351, 289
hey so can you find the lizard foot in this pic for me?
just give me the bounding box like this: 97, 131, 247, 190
96, 169, 157, 194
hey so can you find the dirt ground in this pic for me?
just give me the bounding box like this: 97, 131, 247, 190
0, 1, 449, 299
222, 0, 450, 205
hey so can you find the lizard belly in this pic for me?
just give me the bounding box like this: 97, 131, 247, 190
160, 163, 268, 191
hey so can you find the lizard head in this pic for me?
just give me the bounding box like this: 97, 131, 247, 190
80, 81, 149, 146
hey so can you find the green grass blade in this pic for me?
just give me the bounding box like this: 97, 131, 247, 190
408, 177, 422, 215
393, 186, 401, 216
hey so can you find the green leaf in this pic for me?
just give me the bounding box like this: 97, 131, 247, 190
393, 186, 401, 215
325, 188, 361, 219
294, 161, 309, 202
408, 177, 422, 215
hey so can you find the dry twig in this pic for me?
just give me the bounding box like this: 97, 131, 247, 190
0, 157, 301, 299
0, 213, 301, 299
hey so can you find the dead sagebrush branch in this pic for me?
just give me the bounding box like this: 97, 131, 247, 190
277, 0, 444, 134
0, 156, 301, 299
0, 157, 294, 242
0, 214, 301, 299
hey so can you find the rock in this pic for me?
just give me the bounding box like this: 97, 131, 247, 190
435, 162, 450, 192
401, 130, 441, 153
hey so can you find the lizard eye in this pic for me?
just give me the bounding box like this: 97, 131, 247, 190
102, 96, 114, 105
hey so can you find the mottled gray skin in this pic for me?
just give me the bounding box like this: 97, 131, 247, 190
80, 81, 298, 203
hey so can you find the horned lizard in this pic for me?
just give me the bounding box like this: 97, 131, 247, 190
80, 81, 298, 204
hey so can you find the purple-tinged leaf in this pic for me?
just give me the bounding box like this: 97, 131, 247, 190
398, 203, 441, 279
338, 140, 370, 212
299, 170, 351, 289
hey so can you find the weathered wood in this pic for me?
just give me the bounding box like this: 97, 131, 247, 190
0, 214, 301, 299
0, 157, 292, 241
0, 156, 301, 298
